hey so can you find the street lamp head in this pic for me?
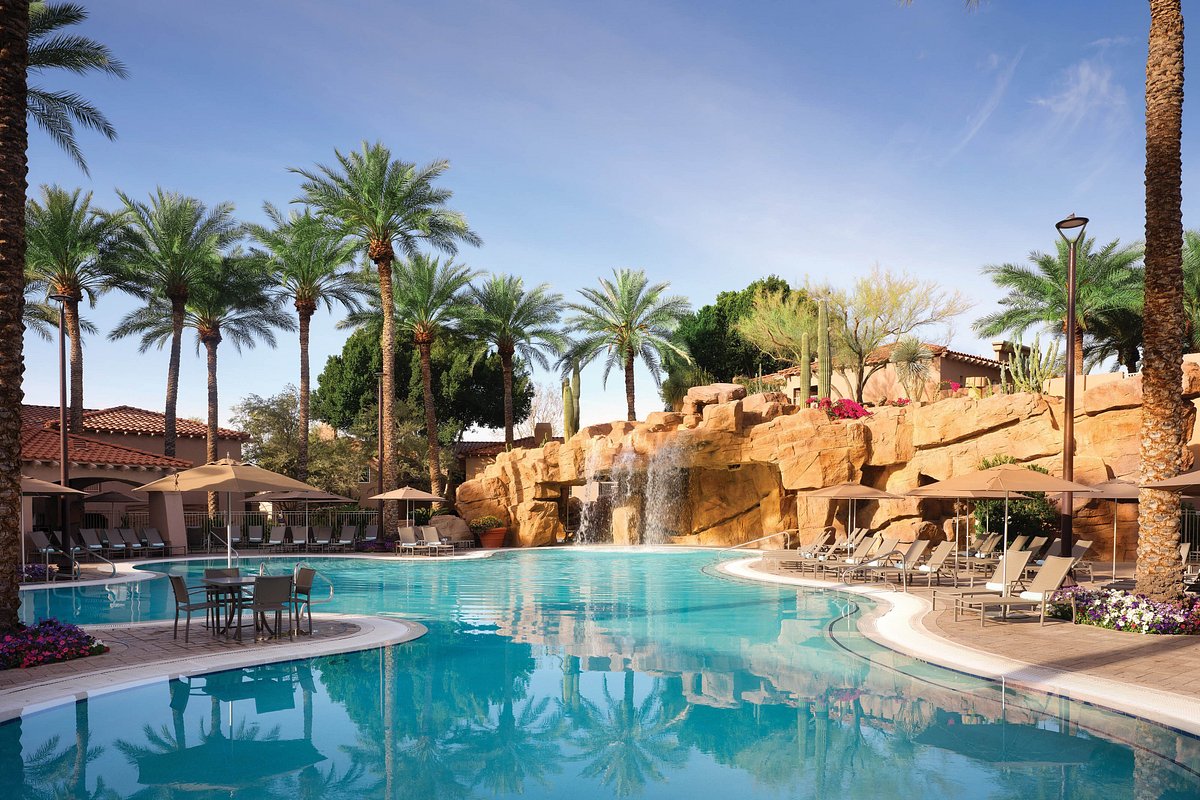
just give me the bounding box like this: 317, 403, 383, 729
48, 292, 71, 304
1055, 214, 1089, 242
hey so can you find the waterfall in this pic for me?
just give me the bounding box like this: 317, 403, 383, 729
642, 439, 690, 545
576, 439, 608, 544
573, 436, 690, 545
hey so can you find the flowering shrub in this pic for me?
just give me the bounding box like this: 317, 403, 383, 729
355, 537, 397, 553
1049, 586, 1200, 635
19, 563, 56, 582
469, 515, 505, 531
947, 381, 961, 392
808, 398, 872, 420
881, 398, 911, 407
0, 619, 107, 670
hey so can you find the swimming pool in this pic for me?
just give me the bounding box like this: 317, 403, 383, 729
5, 549, 1200, 798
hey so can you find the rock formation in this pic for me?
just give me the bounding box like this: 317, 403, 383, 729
455, 363, 1200, 554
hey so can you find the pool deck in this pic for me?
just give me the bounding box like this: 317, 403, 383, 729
727, 556, 1200, 736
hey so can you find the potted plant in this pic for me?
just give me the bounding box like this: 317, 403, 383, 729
469, 515, 508, 548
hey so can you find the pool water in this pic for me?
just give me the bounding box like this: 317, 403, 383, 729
5, 549, 1200, 799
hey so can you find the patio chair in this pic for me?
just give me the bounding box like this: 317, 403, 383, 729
834, 537, 903, 582
907, 540, 957, 587
361, 525, 379, 546
169, 575, 217, 643
28, 530, 59, 562
310, 526, 333, 550
870, 539, 931, 588
291, 566, 317, 635
236, 575, 294, 641
420, 526, 454, 557
78, 528, 109, 557
931, 548, 1034, 610
119, 528, 145, 557
145, 527, 185, 555
764, 530, 834, 572
289, 526, 312, 551
264, 526, 287, 551
244, 526, 265, 548
1007, 535, 1030, 554
335, 524, 357, 552
100, 529, 126, 557
396, 526, 422, 555
955, 556, 1077, 627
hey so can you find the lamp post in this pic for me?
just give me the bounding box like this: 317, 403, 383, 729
376, 371, 385, 519
1055, 213, 1088, 558
49, 292, 74, 562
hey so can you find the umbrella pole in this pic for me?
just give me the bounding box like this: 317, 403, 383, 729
20, 500, 25, 579
1112, 499, 1118, 582
226, 491, 233, 568
953, 498, 960, 587
1001, 491, 1009, 597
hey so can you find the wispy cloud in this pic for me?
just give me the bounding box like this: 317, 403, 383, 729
1031, 59, 1128, 137
1090, 35, 1134, 49
943, 50, 1023, 162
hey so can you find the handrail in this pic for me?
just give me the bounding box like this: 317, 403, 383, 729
208, 529, 241, 567
722, 530, 794, 553
839, 549, 907, 591
82, 549, 117, 579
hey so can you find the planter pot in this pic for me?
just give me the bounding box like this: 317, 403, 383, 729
478, 527, 508, 548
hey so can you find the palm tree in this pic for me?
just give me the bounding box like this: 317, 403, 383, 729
1179, 230, 1200, 351
27, 2, 127, 174
973, 237, 1144, 375
391, 254, 478, 496
112, 256, 293, 515
462, 275, 564, 445
1139, 0, 1187, 601
0, 0, 32, 633
108, 189, 241, 457
889, 337, 933, 402
247, 204, 364, 481
25, 184, 121, 430
1085, 306, 1144, 373
564, 269, 691, 421
292, 142, 479, 524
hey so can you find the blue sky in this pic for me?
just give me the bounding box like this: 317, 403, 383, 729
23, 1, 1193, 432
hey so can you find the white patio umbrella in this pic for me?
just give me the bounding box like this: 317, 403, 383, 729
368, 486, 446, 532
1084, 479, 1139, 581
136, 458, 323, 566
909, 465, 1095, 591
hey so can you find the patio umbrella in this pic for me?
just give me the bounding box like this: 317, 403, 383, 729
907, 485, 1031, 579
915, 721, 1119, 766
369, 486, 446, 529
136, 458, 324, 566
912, 465, 1095, 591
1085, 479, 1139, 581
86, 488, 147, 530
803, 483, 898, 552
135, 735, 325, 792
253, 489, 355, 535
19, 477, 85, 575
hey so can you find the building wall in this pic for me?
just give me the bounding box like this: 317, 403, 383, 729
783, 358, 1005, 405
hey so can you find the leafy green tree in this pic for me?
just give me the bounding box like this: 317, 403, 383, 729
24, 185, 121, 429
247, 204, 364, 481
27, 2, 127, 174
564, 268, 691, 421
973, 237, 1144, 375
112, 256, 293, 514
108, 189, 241, 456
462, 274, 564, 445
292, 142, 479, 524
670, 275, 794, 382
734, 284, 817, 367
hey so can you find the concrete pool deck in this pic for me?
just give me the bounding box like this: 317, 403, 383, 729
723, 556, 1200, 737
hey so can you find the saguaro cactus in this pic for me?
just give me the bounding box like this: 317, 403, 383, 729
562, 364, 582, 439
798, 331, 812, 406
817, 298, 832, 401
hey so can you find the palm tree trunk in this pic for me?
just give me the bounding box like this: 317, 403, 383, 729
1121, 344, 1140, 373
65, 299, 84, 431
204, 335, 220, 519
164, 297, 185, 457
624, 347, 636, 421
374, 251, 398, 533
501, 348, 514, 446
1073, 321, 1085, 376
297, 305, 313, 482
418, 339, 442, 496
1138, 0, 1186, 601
0, 0, 30, 633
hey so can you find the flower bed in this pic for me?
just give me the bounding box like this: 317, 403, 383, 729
19, 563, 57, 582
1050, 586, 1200, 635
0, 619, 107, 670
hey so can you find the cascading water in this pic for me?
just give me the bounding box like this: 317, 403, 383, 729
574, 437, 691, 545
575, 439, 608, 544
641, 438, 691, 545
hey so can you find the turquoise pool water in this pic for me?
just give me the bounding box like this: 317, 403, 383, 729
5, 550, 1200, 799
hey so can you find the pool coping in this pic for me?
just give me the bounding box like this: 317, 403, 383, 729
720, 556, 1200, 739
0, 614, 426, 723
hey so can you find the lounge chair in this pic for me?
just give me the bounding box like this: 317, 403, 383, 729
119, 528, 145, 557
907, 540, 957, 587
955, 556, 1077, 626
932, 548, 1034, 610
244, 525, 265, 548
819, 535, 879, 573
78, 527, 109, 557
265, 526, 287, 551
360, 525, 378, 547
420, 526, 454, 557
235, 575, 294, 641
143, 527, 183, 555
28, 530, 59, 564
292, 566, 317, 635
310, 526, 333, 550
290, 526, 312, 551
169, 575, 217, 643
871, 539, 931, 588
335, 524, 357, 552
835, 537, 903, 582
763, 530, 833, 572
396, 526, 422, 555
101, 529, 126, 557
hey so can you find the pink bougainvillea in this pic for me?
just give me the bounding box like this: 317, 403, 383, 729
808, 398, 872, 420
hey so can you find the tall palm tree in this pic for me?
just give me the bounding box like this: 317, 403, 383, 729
0, 0, 32, 633
391, 254, 478, 496
108, 189, 240, 457
1139, 0, 1186, 601
1179, 230, 1200, 351
247, 204, 364, 481
462, 275, 564, 445
973, 237, 1144, 374
292, 142, 479, 525
27, 2, 127, 174
111, 256, 293, 515
564, 269, 691, 421
25, 184, 121, 430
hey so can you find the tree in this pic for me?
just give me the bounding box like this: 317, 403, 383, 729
817, 267, 970, 404
293, 142, 479, 525
973, 237, 1144, 374
24, 184, 121, 430
1180, 230, 1200, 351
1138, 0, 1186, 601
889, 336, 934, 402
462, 274, 564, 445
247, 204, 364, 481
734, 286, 817, 367
26, 2, 127, 174
108, 189, 241, 457
514, 383, 564, 440
564, 269, 691, 421
0, 0, 32, 632
112, 256, 292, 514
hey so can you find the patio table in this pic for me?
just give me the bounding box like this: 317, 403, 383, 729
201, 575, 256, 639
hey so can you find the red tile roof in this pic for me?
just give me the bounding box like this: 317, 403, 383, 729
21, 427, 192, 469
761, 343, 1001, 381
38, 404, 248, 441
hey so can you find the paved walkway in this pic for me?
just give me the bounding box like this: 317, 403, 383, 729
751, 560, 1200, 700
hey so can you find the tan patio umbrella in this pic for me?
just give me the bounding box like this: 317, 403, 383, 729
1143, 469, 1200, 492
253, 489, 356, 534
20, 476, 86, 574
1085, 479, 1139, 581
803, 483, 898, 553
136, 458, 324, 566
907, 485, 1031, 579
369, 486, 446, 530
913, 464, 1095, 590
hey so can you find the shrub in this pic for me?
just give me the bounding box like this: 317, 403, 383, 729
19, 563, 56, 582
0, 619, 107, 670
808, 398, 872, 420
971, 456, 1057, 539
1050, 586, 1200, 635
469, 515, 505, 532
